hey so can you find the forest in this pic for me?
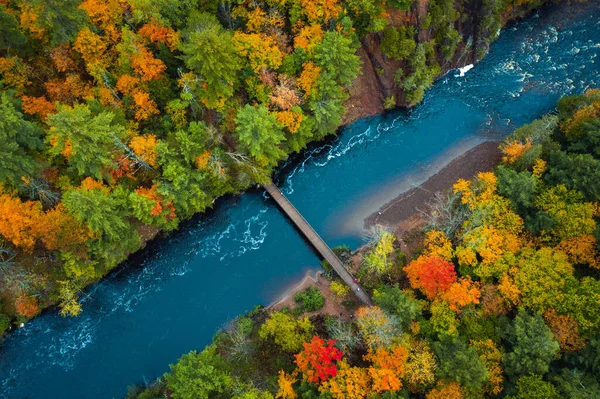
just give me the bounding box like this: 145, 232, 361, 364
0, 0, 545, 330
127, 90, 600, 399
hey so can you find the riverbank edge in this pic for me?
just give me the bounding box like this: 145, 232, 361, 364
364, 141, 502, 229
0, 2, 547, 336
264, 140, 502, 310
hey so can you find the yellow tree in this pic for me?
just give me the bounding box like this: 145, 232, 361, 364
404, 341, 437, 393
510, 247, 575, 313
0, 194, 45, 251
319, 360, 370, 399
276, 370, 298, 399
500, 139, 532, 164
426, 382, 464, 399
298, 0, 341, 23
258, 311, 314, 352
362, 231, 396, 276
423, 230, 453, 261
535, 185, 597, 242
556, 235, 598, 269
297, 62, 321, 96
73, 27, 109, 77
233, 32, 284, 72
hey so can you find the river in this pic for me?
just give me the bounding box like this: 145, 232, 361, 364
1, 3, 599, 398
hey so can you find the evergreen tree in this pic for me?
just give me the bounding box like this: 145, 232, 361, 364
46, 104, 126, 179
502, 311, 560, 378
235, 105, 286, 170
0, 93, 43, 187
179, 12, 242, 109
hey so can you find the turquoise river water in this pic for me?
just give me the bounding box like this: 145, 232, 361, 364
1, 3, 599, 398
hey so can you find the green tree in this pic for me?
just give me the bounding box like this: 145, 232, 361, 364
0, 313, 11, 335
0, 5, 28, 52
373, 285, 424, 330
388, 0, 413, 10
46, 104, 126, 179
558, 278, 600, 336
545, 150, 600, 202
294, 286, 325, 312
399, 43, 441, 105
427, 300, 459, 339
380, 26, 416, 61
308, 96, 346, 138
165, 344, 233, 399
0, 92, 43, 187
128, 0, 219, 28
496, 166, 538, 215
156, 152, 210, 220
343, 0, 388, 36
507, 374, 560, 399
315, 32, 360, 88
502, 311, 560, 378
179, 12, 242, 109
432, 337, 489, 392
232, 388, 274, 399
62, 186, 131, 242
25, 0, 87, 45
155, 121, 228, 220
235, 105, 286, 169
511, 247, 575, 313
551, 368, 600, 399
535, 185, 596, 241
427, 0, 461, 62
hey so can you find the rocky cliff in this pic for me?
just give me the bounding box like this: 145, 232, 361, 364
343, 0, 549, 124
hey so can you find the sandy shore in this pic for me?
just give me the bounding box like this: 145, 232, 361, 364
365, 141, 502, 228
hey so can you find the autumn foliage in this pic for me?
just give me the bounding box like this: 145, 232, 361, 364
15, 294, 40, 318
365, 345, 408, 392
404, 256, 457, 299
0, 194, 45, 251
543, 309, 586, 352
441, 278, 481, 311
426, 382, 464, 399
295, 336, 343, 383
21, 96, 56, 120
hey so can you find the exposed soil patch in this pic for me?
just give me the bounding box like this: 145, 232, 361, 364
268, 270, 357, 320
342, 47, 386, 125
364, 141, 502, 229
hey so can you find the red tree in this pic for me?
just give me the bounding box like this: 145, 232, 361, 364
404, 256, 457, 299
295, 336, 344, 383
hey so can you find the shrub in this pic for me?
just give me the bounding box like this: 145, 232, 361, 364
330, 281, 350, 297
342, 300, 358, 311
384, 96, 396, 109
0, 313, 11, 335
294, 286, 325, 312
259, 311, 314, 352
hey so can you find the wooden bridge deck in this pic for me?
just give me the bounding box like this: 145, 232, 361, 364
263, 182, 373, 306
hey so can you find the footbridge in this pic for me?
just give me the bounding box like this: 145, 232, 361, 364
263, 182, 373, 306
